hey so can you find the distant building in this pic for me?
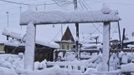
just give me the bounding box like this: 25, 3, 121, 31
55, 26, 76, 50
1, 29, 60, 61
0, 43, 5, 53
54, 26, 84, 61
2, 41, 58, 62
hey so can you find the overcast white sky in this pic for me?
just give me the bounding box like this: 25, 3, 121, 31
0, 0, 134, 42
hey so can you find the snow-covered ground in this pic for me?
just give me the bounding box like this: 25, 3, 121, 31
0, 51, 134, 75
0, 1, 133, 75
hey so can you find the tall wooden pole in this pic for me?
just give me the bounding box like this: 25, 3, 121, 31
118, 21, 121, 48
121, 28, 125, 50
73, 0, 80, 59
6, 11, 9, 40
73, 0, 77, 9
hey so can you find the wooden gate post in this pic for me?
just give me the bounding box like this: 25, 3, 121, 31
102, 22, 110, 71
24, 22, 36, 71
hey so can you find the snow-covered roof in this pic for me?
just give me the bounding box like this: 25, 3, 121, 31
79, 33, 102, 45
20, 8, 120, 25
123, 36, 134, 44
3, 39, 59, 48
2, 29, 23, 41
2, 29, 59, 48
127, 45, 134, 48
82, 43, 102, 48
36, 41, 59, 48
4, 41, 24, 47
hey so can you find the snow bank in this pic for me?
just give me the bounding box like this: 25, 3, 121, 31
27, 65, 82, 75
0, 54, 24, 75
34, 60, 47, 70
85, 70, 121, 75
84, 68, 97, 75
0, 67, 17, 75
121, 63, 134, 72
20, 8, 120, 25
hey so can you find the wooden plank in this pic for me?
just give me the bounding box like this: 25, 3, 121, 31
20, 10, 120, 25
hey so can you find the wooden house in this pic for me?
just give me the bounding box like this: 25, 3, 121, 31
55, 26, 76, 50
4, 41, 58, 62
0, 43, 5, 54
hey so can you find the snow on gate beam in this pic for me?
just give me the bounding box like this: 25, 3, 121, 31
20, 9, 120, 25
21, 6, 121, 72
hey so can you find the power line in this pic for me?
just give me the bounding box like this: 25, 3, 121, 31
51, 0, 62, 7
89, 0, 134, 7
51, 0, 73, 7
92, 24, 103, 34
6, 11, 9, 27
0, 0, 29, 5
0, 0, 56, 6
81, 0, 88, 9
79, 0, 102, 34
79, 0, 88, 10
78, 1, 84, 9
50, 24, 67, 42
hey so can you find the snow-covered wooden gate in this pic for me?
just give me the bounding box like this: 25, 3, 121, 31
20, 6, 120, 71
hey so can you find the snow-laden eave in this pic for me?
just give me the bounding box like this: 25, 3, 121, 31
36, 41, 59, 49
4, 41, 25, 47
2, 29, 59, 49
20, 20, 120, 25
20, 10, 120, 25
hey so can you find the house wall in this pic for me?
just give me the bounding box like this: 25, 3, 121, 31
59, 42, 75, 50
35, 48, 54, 62
5, 45, 54, 61
0, 44, 5, 53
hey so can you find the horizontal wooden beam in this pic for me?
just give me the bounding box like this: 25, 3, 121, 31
20, 10, 120, 25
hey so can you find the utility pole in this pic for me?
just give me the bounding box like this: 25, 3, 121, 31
73, 0, 80, 59
118, 21, 121, 48
74, 0, 78, 9
6, 11, 9, 40
121, 28, 125, 50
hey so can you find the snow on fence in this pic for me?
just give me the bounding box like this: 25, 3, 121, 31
46, 55, 102, 73
121, 63, 134, 72
20, 67, 121, 75
46, 61, 88, 73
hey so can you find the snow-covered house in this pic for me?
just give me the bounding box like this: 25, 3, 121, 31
1, 29, 60, 61
0, 42, 5, 53
121, 32, 134, 52
55, 26, 76, 50
3, 40, 57, 61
